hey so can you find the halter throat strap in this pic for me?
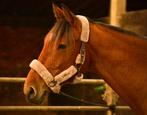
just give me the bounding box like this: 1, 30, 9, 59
29, 15, 89, 94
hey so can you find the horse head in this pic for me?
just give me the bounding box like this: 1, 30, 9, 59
23, 4, 90, 104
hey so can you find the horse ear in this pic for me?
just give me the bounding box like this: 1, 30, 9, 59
61, 4, 76, 25
52, 3, 63, 21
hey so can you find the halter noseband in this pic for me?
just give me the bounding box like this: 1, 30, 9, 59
29, 15, 90, 93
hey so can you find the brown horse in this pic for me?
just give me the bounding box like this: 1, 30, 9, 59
23, 4, 147, 115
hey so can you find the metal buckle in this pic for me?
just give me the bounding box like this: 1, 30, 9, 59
49, 80, 57, 87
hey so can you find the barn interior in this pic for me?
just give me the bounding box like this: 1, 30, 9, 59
0, 0, 147, 115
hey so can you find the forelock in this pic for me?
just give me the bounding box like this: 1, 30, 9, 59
52, 19, 72, 40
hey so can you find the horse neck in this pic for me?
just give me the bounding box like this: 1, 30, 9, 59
87, 22, 147, 115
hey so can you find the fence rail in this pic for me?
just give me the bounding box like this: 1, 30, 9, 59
0, 106, 131, 111
0, 77, 131, 113
0, 77, 105, 85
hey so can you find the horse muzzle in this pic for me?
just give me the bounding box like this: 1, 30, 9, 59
23, 70, 49, 104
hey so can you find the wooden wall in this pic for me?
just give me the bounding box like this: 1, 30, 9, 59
120, 9, 147, 36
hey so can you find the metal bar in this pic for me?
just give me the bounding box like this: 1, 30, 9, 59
73, 79, 105, 85
0, 106, 131, 111
0, 77, 25, 83
0, 77, 105, 85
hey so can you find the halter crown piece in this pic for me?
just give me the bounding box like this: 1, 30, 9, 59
29, 15, 90, 93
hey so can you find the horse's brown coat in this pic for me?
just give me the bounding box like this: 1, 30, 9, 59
23, 4, 147, 115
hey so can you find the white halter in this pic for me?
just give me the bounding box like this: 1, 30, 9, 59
29, 15, 90, 94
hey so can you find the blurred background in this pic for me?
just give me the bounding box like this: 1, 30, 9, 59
0, 0, 146, 115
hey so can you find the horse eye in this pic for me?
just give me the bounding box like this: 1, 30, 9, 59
58, 44, 67, 49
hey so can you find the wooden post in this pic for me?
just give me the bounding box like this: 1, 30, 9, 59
110, 0, 127, 26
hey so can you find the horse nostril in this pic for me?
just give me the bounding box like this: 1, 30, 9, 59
27, 87, 36, 100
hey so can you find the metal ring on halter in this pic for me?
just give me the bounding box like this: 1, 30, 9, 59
48, 80, 57, 87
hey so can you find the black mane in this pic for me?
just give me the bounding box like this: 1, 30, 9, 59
90, 19, 147, 39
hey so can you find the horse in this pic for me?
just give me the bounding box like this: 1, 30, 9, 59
23, 3, 147, 115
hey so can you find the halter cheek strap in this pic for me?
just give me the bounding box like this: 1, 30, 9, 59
29, 15, 89, 94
